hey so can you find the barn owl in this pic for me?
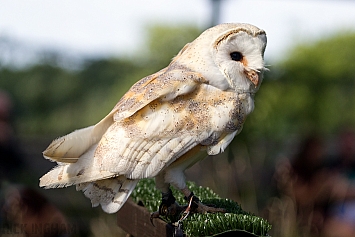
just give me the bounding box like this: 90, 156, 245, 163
40, 23, 267, 217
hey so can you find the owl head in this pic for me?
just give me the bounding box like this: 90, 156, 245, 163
173, 23, 267, 93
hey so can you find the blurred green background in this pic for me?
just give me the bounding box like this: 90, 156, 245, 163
1, 2, 355, 237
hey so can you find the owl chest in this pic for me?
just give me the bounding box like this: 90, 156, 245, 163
168, 91, 252, 135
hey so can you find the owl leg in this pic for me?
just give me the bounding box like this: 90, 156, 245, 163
151, 165, 225, 223
150, 174, 185, 223
150, 188, 185, 224
166, 167, 226, 216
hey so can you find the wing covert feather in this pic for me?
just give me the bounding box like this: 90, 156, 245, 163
105, 65, 208, 122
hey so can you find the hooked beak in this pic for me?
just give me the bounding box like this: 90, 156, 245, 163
244, 69, 260, 88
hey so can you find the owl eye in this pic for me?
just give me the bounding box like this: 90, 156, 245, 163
230, 52, 243, 61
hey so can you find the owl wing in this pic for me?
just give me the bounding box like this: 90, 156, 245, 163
41, 64, 214, 187
42, 64, 207, 164
102, 64, 208, 122
93, 65, 211, 180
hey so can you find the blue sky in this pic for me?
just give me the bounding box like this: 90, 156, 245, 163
1, 0, 355, 63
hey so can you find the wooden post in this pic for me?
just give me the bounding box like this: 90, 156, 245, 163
117, 199, 174, 237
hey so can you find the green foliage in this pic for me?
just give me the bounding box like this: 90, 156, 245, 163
131, 179, 272, 237
0, 58, 142, 134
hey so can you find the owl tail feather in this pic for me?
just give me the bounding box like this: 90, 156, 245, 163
43, 114, 113, 163
76, 177, 139, 213
39, 164, 117, 189
40, 144, 117, 188
42, 126, 97, 163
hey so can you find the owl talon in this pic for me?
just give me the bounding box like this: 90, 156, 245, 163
184, 192, 226, 214
150, 189, 185, 223
194, 202, 226, 214
179, 194, 195, 221
150, 211, 160, 226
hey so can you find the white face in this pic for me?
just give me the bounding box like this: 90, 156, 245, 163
175, 23, 267, 93
213, 30, 267, 92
